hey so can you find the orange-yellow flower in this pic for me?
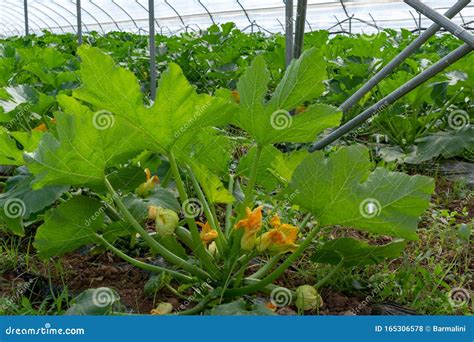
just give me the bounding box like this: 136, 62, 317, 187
32, 118, 57, 132
136, 168, 159, 197
197, 221, 218, 245
256, 214, 298, 254
231, 90, 241, 103
235, 206, 263, 250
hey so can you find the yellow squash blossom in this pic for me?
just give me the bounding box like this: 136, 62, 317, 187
151, 302, 173, 315
197, 221, 218, 245
32, 118, 57, 132
231, 90, 241, 103
256, 214, 298, 254
136, 168, 159, 197
235, 206, 263, 250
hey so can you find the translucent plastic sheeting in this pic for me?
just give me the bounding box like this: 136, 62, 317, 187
0, 0, 472, 37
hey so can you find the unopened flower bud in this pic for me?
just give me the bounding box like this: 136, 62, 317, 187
149, 206, 178, 236
295, 285, 323, 311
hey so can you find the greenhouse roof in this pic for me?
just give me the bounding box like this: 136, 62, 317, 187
0, 0, 472, 37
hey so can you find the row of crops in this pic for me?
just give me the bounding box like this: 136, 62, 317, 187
0, 24, 472, 315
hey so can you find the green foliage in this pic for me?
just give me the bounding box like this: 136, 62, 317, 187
235, 50, 341, 145
34, 196, 103, 259
312, 238, 407, 267
285, 145, 435, 240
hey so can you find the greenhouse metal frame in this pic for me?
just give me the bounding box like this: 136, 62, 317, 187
4, 0, 471, 148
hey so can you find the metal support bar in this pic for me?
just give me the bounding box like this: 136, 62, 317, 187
23, 0, 28, 35
285, 0, 294, 67
88, 0, 120, 32
112, 0, 140, 31
77, 0, 82, 45
55, 2, 92, 33
149, 0, 157, 101
29, 3, 66, 34
339, 0, 470, 113
294, 0, 307, 59
310, 44, 473, 152
35, 2, 77, 34
404, 0, 474, 47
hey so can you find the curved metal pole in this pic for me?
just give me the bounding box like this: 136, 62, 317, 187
34, 2, 77, 33
78, 0, 107, 33
4, 0, 55, 33
4, 0, 54, 33
0, 4, 44, 34
236, 0, 253, 26
135, 0, 160, 32
164, 0, 186, 28
112, 0, 141, 31
0, 17, 23, 37
88, 0, 121, 32
52, 0, 92, 33
29, 3, 66, 33
197, 0, 215, 25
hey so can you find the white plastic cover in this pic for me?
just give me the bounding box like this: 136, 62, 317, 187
0, 0, 472, 37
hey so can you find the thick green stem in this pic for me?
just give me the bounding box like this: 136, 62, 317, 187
104, 177, 210, 280
315, 260, 344, 289
175, 292, 215, 315
225, 175, 235, 237
250, 255, 282, 279
187, 168, 227, 253
167, 152, 220, 278
224, 219, 319, 298
96, 234, 195, 283
175, 226, 194, 250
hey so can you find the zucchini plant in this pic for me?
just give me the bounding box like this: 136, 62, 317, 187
0, 45, 435, 313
